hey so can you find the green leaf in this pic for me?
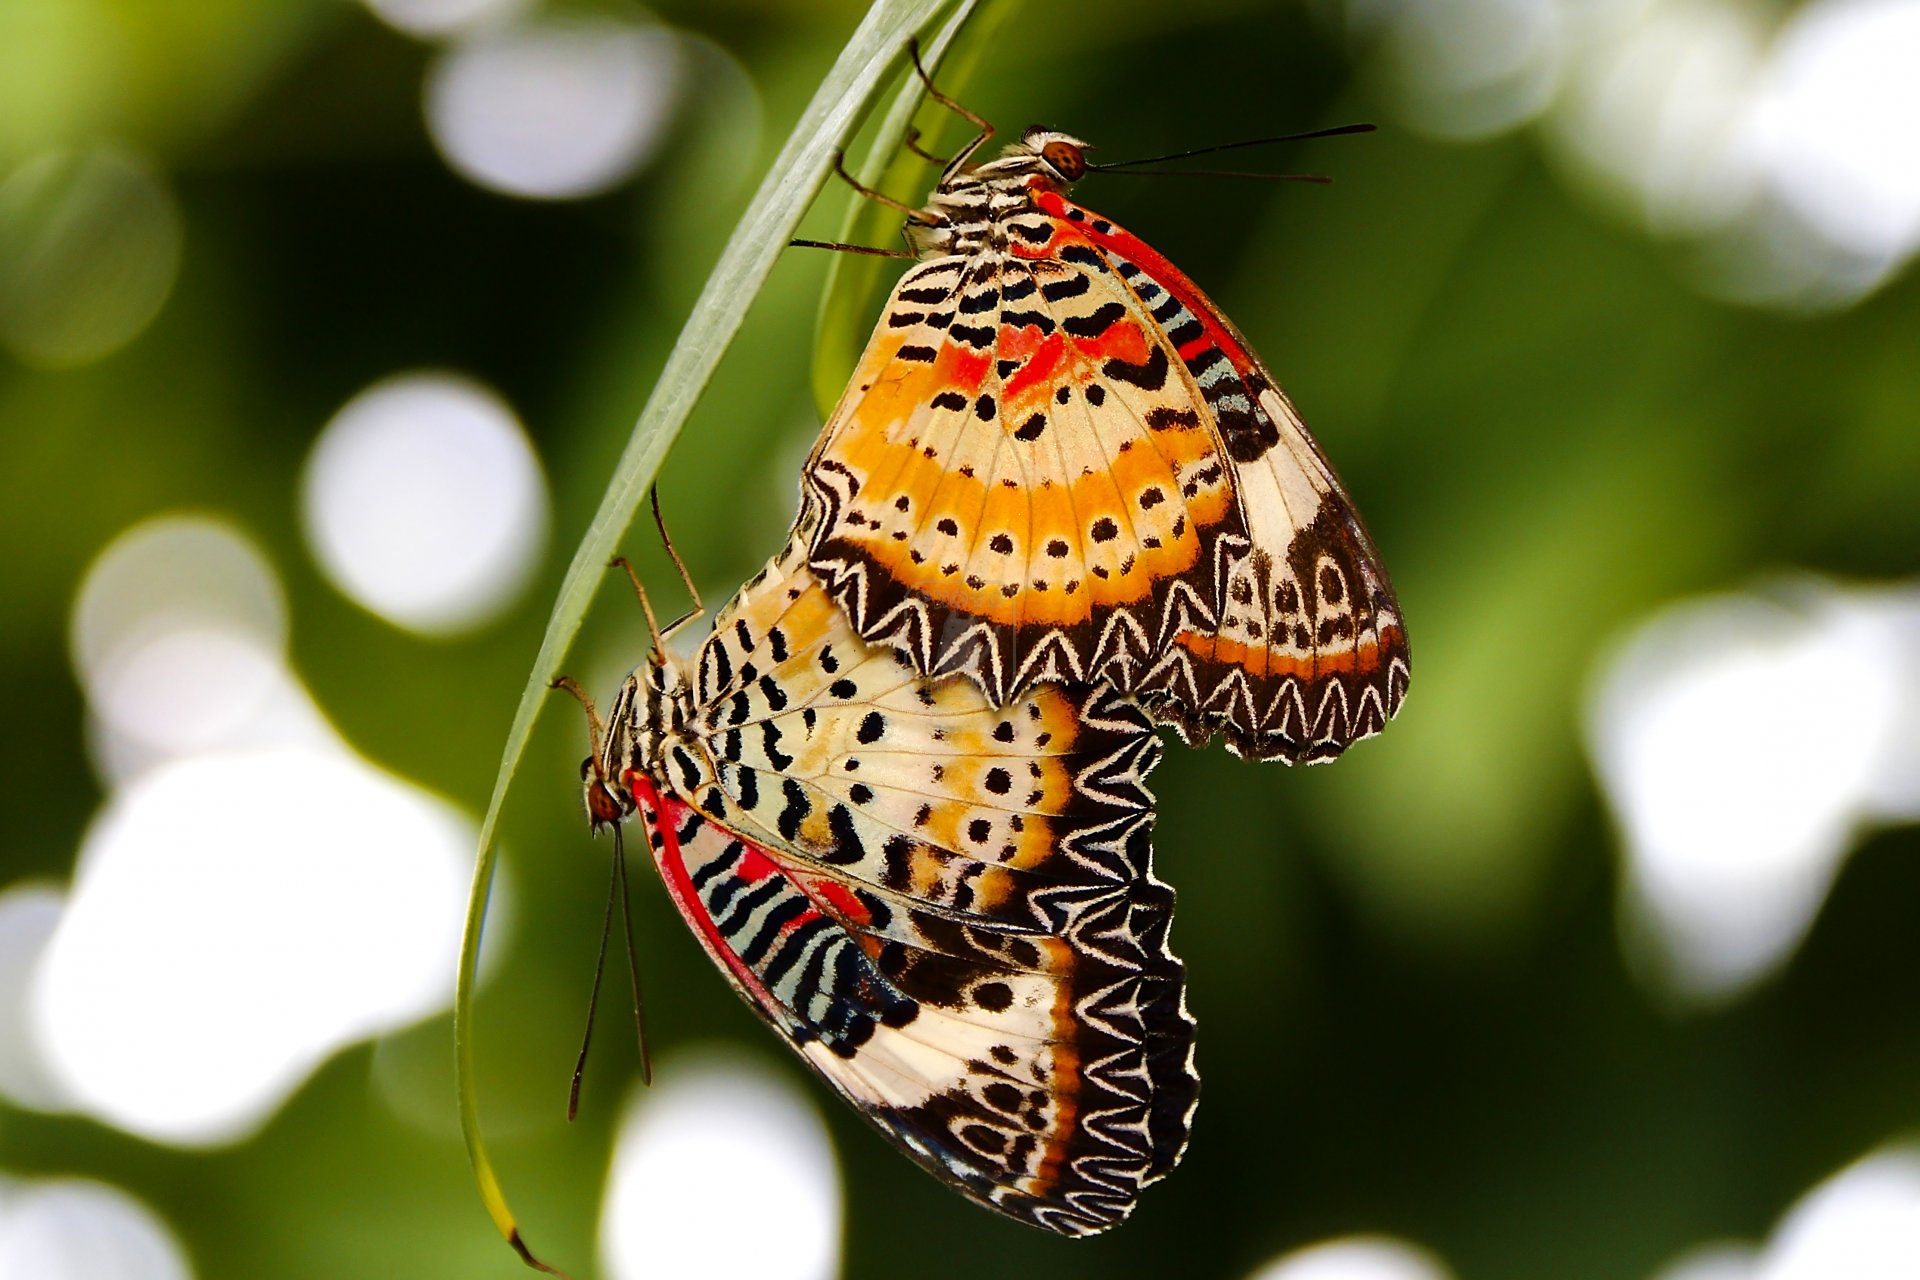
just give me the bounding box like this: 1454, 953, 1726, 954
453, 2, 970, 1273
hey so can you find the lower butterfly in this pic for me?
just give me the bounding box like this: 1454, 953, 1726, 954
570, 526, 1197, 1235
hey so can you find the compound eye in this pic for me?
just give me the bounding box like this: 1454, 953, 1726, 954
586, 779, 624, 827
1041, 139, 1086, 182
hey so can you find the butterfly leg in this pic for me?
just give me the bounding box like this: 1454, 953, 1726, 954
788, 238, 914, 259
608, 555, 672, 658
649, 486, 706, 642
902, 125, 948, 167
902, 36, 990, 141
830, 149, 945, 224
549, 676, 606, 759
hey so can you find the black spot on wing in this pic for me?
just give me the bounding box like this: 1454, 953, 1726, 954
824, 804, 866, 865
777, 778, 809, 841
1102, 344, 1169, 391
1040, 273, 1091, 302
762, 721, 793, 771
1063, 301, 1127, 340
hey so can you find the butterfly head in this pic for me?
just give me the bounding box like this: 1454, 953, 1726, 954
1013, 127, 1091, 190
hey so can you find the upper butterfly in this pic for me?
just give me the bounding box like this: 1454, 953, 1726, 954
801, 121, 1409, 762
580, 532, 1196, 1236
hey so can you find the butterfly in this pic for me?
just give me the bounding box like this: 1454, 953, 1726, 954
801, 116, 1409, 762
574, 530, 1197, 1236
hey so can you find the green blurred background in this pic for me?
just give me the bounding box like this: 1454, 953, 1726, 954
3, 1, 1918, 1278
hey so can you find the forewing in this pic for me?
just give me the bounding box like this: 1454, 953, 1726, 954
803, 196, 1407, 763
1021, 192, 1410, 761
803, 245, 1238, 700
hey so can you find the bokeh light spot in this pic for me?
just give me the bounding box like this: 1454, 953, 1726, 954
600, 1050, 839, 1280
0, 884, 69, 1111
30, 747, 475, 1145
72, 515, 285, 690
1365, 0, 1565, 139
0, 145, 182, 368
69, 516, 324, 784
301, 373, 547, 636
1765, 1148, 1920, 1279
1654, 1243, 1763, 1280
1588, 579, 1920, 1000
425, 15, 682, 200
0, 1177, 192, 1280
362, 0, 529, 39
1247, 1235, 1456, 1280
1654, 1145, 1920, 1279
1357, 0, 1920, 305
1744, 0, 1920, 274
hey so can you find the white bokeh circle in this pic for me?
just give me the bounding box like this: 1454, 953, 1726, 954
0, 884, 69, 1111
1653, 1146, 1920, 1280
0, 145, 183, 368
600, 1051, 839, 1280
301, 372, 547, 636
1588, 579, 1920, 1001
0, 1178, 192, 1280
30, 746, 475, 1145
1247, 1235, 1456, 1280
425, 15, 681, 200
362, 0, 528, 39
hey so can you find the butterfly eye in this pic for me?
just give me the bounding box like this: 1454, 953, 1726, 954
585, 778, 624, 827
1041, 139, 1086, 182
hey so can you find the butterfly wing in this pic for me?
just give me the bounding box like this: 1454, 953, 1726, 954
1031, 191, 1411, 761
802, 196, 1408, 762
803, 249, 1240, 698
635, 543, 1196, 1235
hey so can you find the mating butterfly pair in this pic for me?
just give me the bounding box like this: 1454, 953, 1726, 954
574, 90, 1406, 1238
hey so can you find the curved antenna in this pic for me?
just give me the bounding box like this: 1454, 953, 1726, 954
1095, 169, 1335, 183
612, 821, 651, 1087
1091, 122, 1374, 172
567, 832, 622, 1121
566, 822, 652, 1123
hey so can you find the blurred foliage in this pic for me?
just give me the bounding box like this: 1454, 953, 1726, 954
2, 1, 1918, 1279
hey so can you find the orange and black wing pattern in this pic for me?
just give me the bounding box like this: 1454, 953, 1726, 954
803, 176, 1407, 761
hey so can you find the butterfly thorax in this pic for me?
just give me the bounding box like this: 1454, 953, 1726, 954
907, 126, 1090, 259
586, 658, 710, 829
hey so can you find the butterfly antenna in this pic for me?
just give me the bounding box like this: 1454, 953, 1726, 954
649, 487, 705, 640
1090, 122, 1375, 171
1095, 168, 1336, 183
567, 833, 622, 1121
612, 821, 652, 1086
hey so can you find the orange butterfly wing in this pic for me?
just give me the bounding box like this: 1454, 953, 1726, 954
804, 185, 1407, 761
